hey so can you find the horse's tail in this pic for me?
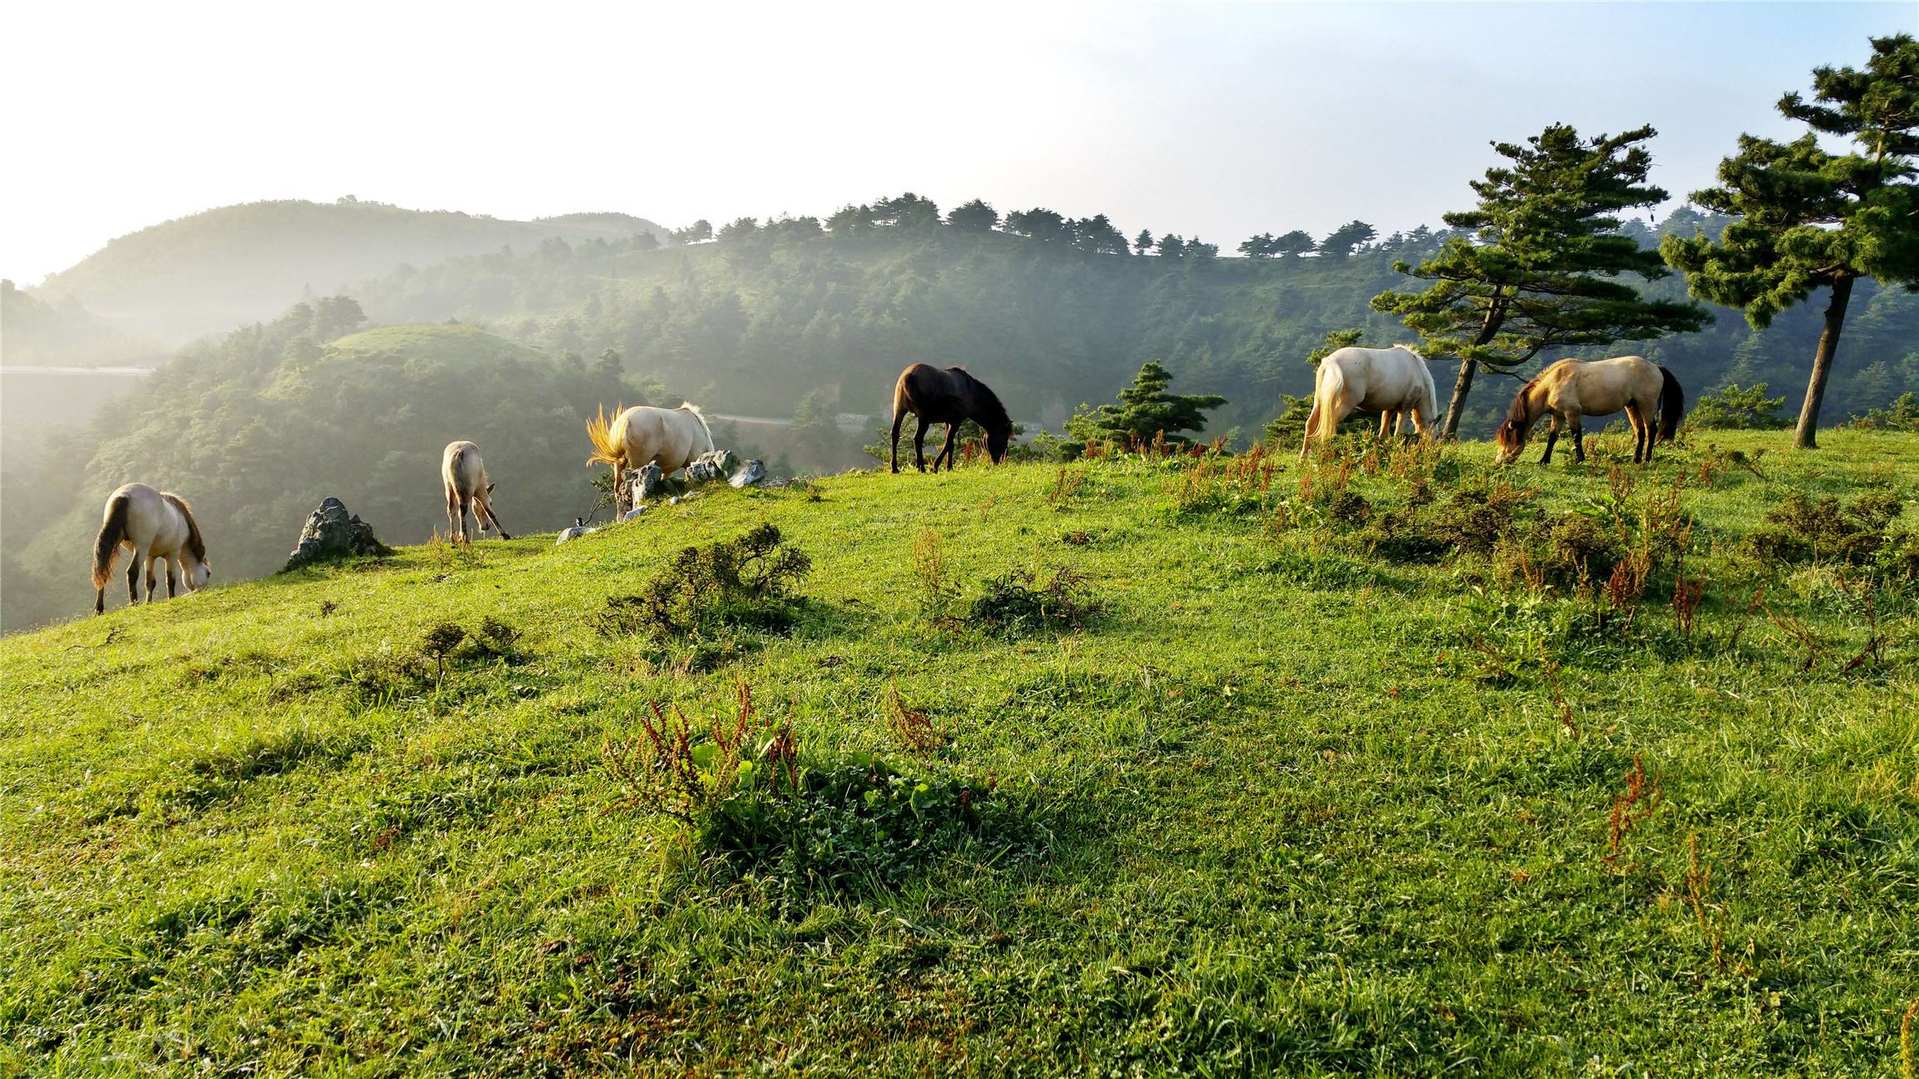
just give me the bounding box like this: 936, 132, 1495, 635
1311, 362, 1345, 443
92, 492, 131, 590
1656, 366, 1684, 442
585, 403, 623, 468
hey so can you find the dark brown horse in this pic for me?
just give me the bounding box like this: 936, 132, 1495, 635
889, 363, 1013, 473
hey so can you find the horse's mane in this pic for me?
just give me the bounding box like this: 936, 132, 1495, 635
950, 369, 1011, 433
678, 401, 714, 440
162, 493, 207, 561
1500, 377, 1541, 438
1393, 343, 1426, 361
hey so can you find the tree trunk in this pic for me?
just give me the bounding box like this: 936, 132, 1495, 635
1793, 275, 1855, 450
1440, 358, 1477, 439
1439, 293, 1508, 439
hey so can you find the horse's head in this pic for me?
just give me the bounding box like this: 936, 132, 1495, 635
985, 421, 1012, 464
185, 556, 212, 591
1493, 419, 1528, 464
1494, 379, 1540, 463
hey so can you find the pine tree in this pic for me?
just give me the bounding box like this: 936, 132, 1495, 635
1661, 33, 1919, 448
1069, 361, 1227, 447
1372, 124, 1709, 436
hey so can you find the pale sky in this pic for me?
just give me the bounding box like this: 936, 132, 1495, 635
2, 1, 1911, 285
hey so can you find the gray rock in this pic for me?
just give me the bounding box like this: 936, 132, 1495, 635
685, 449, 740, 484
729, 459, 769, 488
630, 462, 667, 504
556, 525, 596, 544
283, 498, 391, 572
621, 505, 648, 521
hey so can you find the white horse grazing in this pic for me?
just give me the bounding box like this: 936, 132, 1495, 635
442, 441, 512, 543
91, 483, 212, 614
1301, 345, 1439, 458
585, 403, 716, 512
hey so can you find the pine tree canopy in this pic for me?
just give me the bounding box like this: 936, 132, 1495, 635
1373, 123, 1709, 372
1662, 34, 1919, 328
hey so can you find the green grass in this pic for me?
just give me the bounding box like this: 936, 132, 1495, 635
2, 430, 1916, 1075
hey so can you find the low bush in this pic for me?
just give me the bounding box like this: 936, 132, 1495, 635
969, 566, 1102, 638
595, 524, 811, 650
1746, 491, 1904, 567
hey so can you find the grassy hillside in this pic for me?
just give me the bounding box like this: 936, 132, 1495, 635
27, 199, 669, 348
3, 431, 1914, 1074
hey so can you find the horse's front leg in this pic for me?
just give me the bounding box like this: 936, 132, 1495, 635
166, 557, 179, 598
144, 554, 159, 603
913, 417, 930, 473
1377, 411, 1393, 441
483, 502, 512, 541
890, 411, 907, 474
1540, 416, 1560, 465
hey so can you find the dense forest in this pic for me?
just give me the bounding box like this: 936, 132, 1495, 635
6, 193, 1918, 632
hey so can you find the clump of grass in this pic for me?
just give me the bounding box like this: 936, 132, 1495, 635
1171, 445, 1280, 518
913, 528, 960, 624
594, 524, 810, 666
604, 683, 1006, 899
969, 566, 1102, 639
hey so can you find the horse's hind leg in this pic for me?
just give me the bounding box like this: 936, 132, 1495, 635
913, 417, 930, 473
143, 554, 158, 603
889, 411, 907, 474
934, 423, 959, 472
458, 497, 474, 544
126, 548, 142, 605
446, 488, 461, 542
1300, 403, 1321, 460
1571, 420, 1586, 464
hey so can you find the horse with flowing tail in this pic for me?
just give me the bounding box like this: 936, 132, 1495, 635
1300, 345, 1438, 459
91, 483, 212, 614
586, 403, 716, 511
889, 363, 1013, 473
442, 441, 512, 543
1495, 356, 1684, 466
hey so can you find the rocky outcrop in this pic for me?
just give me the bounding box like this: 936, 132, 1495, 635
283, 498, 391, 571
729, 459, 768, 487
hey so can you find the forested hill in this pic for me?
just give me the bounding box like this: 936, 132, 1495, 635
346, 212, 1919, 439
25, 199, 669, 347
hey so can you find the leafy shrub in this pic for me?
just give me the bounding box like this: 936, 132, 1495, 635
595, 524, 811, 642
1688, 382, 1789, 430
1848, 391, 1919, 432
1494, 512, 1624, 592
1746, 491, 1903, 567
969, 566, 1102, 638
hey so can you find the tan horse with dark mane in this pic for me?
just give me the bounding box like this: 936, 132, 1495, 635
1495, 356, 1684, 466
91, 483, 212, 614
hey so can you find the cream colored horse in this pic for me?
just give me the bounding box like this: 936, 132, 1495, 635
91, 483, 211, 614
1495, 356, 1684, 465
1300, 345, 1438, 458
585, 403, 716, 511
442, 441, 512, 543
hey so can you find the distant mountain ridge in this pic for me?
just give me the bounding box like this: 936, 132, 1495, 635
25, 199, 669, 347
